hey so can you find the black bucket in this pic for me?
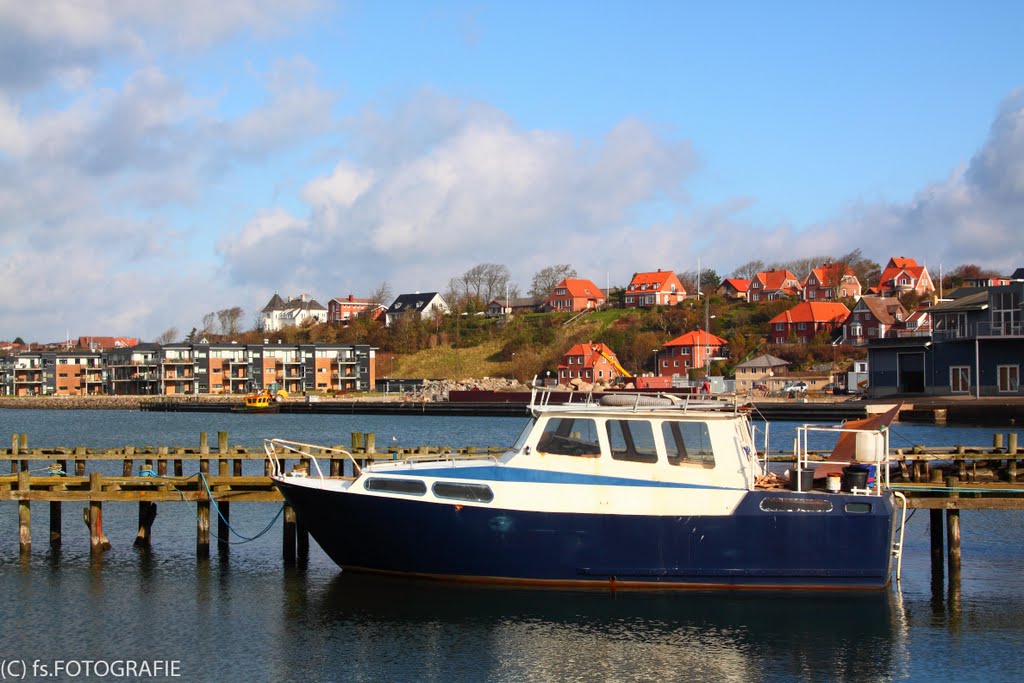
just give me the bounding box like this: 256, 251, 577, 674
842, 466, 869, 492
789, 469, 813, 492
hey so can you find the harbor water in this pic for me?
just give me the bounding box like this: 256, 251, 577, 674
2, 409, 1023, 682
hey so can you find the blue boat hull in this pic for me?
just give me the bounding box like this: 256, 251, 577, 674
276, 481, 896, 590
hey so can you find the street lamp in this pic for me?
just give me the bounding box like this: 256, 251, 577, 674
652, 349, 659, 375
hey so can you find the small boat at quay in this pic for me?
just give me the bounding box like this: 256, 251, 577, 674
233, 390, 280, 414
266, 385, 906, 590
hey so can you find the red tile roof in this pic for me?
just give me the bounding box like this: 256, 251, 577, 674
754, 270, 801, 294
626, 270, 675, 291
769, 301, 850, 325
720, 278, 750, 293
559, 278, 604, 298
804, 263, 856, 288
663, 330, 728, 347
560, 342, 620, 370
877, 256, 927, 289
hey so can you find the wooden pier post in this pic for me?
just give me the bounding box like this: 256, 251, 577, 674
930, 509, 944, 575
946, 476, 961, 585
18, 469, 30, 556
134, 502, 157, 549
200, 432, 209, 455
993, 433, 1004, 451
50, 462, 64, 548
50, 501, 61, 548
297, 515, 309, 564
283, 505, 297, 565
218, 431, 229, 456
217, 459, 230, 557
365, 432, 376, 454
86, 472, 111, 553
197, 458, 210, 559
122, 446, 134, 477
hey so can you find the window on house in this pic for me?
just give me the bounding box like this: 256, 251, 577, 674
798, 323, 807, 330
998, 365, 1019, 393
775, 323, 784, 331
809, 290, 816, 298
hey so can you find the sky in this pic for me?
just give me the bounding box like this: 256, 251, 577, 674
2, 1, 1023, 343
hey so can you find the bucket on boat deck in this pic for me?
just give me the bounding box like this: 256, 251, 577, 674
842, 465, 872, 492
789, 469, 814, 492
825, 474, 842, 493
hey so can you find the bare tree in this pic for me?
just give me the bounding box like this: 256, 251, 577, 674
201, 313, 216, 337
218, 306, 244, 335
529, 264, 577, 300
368, 281, 393, 308
454, 263, 514, 308
154, 327, 179, 344
731, 260, 765, 280
770, 257, 828, 280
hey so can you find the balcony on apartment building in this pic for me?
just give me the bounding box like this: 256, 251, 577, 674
163, 371, 194, 379
932, 320, 1024, 342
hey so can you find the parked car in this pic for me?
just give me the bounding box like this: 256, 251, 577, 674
822, 383, 848, 395
782, 381, 808, 395
751, 383, 769, 392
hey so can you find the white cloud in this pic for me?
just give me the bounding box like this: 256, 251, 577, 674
0, 1, 325, 92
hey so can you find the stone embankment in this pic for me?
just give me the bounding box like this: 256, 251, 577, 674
404, 378, 530, 402
0, 395, 239, 410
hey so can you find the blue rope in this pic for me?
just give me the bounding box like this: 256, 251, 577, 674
141, 471, 286, 545
198, 471, 286, 544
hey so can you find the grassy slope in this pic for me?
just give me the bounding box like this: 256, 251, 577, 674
390, 340, 510, 379
389, 311, 622, 380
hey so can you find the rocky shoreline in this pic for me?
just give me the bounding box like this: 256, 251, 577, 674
0, 378, 534, 410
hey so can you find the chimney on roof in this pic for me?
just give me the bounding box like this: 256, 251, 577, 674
348, 294, 354, 302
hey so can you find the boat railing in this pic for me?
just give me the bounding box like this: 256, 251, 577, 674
791, 424, 892, 495
263, 438, 358, 482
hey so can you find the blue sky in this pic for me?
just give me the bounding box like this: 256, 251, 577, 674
2, 1, 1023, 342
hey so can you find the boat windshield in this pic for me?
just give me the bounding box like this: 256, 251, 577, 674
511, 419, 535, 452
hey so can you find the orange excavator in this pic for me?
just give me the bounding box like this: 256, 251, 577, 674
591, 345, 633, 381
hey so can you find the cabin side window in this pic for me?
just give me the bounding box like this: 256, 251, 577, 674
661, 421, 715, 468
535, 418, 601, 457
606, 419, 658, 464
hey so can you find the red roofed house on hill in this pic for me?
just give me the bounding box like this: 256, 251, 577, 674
658, 329, 728, 376
801, 263, 862, 301
544, 278, 606, 312
717, 278, 751, 301
871, 257, 935, 297
768, 301, 850, 344
557, 342, 627, 384
328, 294, 386, 325
841, 297, 907, 345
624, 269, 686, 308
748, 270, 802, 302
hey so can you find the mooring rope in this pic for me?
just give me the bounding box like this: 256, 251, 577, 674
129, 471, 285, 545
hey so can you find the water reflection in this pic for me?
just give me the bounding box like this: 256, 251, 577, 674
292, 573, 907, 683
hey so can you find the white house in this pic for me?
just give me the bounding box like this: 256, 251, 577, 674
385, 292, 450, 327
260, 293, 328, 332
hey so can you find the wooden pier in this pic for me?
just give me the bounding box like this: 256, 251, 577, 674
1, 431, 503, 563
3, 430, 1023, 585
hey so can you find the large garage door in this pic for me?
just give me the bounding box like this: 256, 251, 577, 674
898, 352, 925, 393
